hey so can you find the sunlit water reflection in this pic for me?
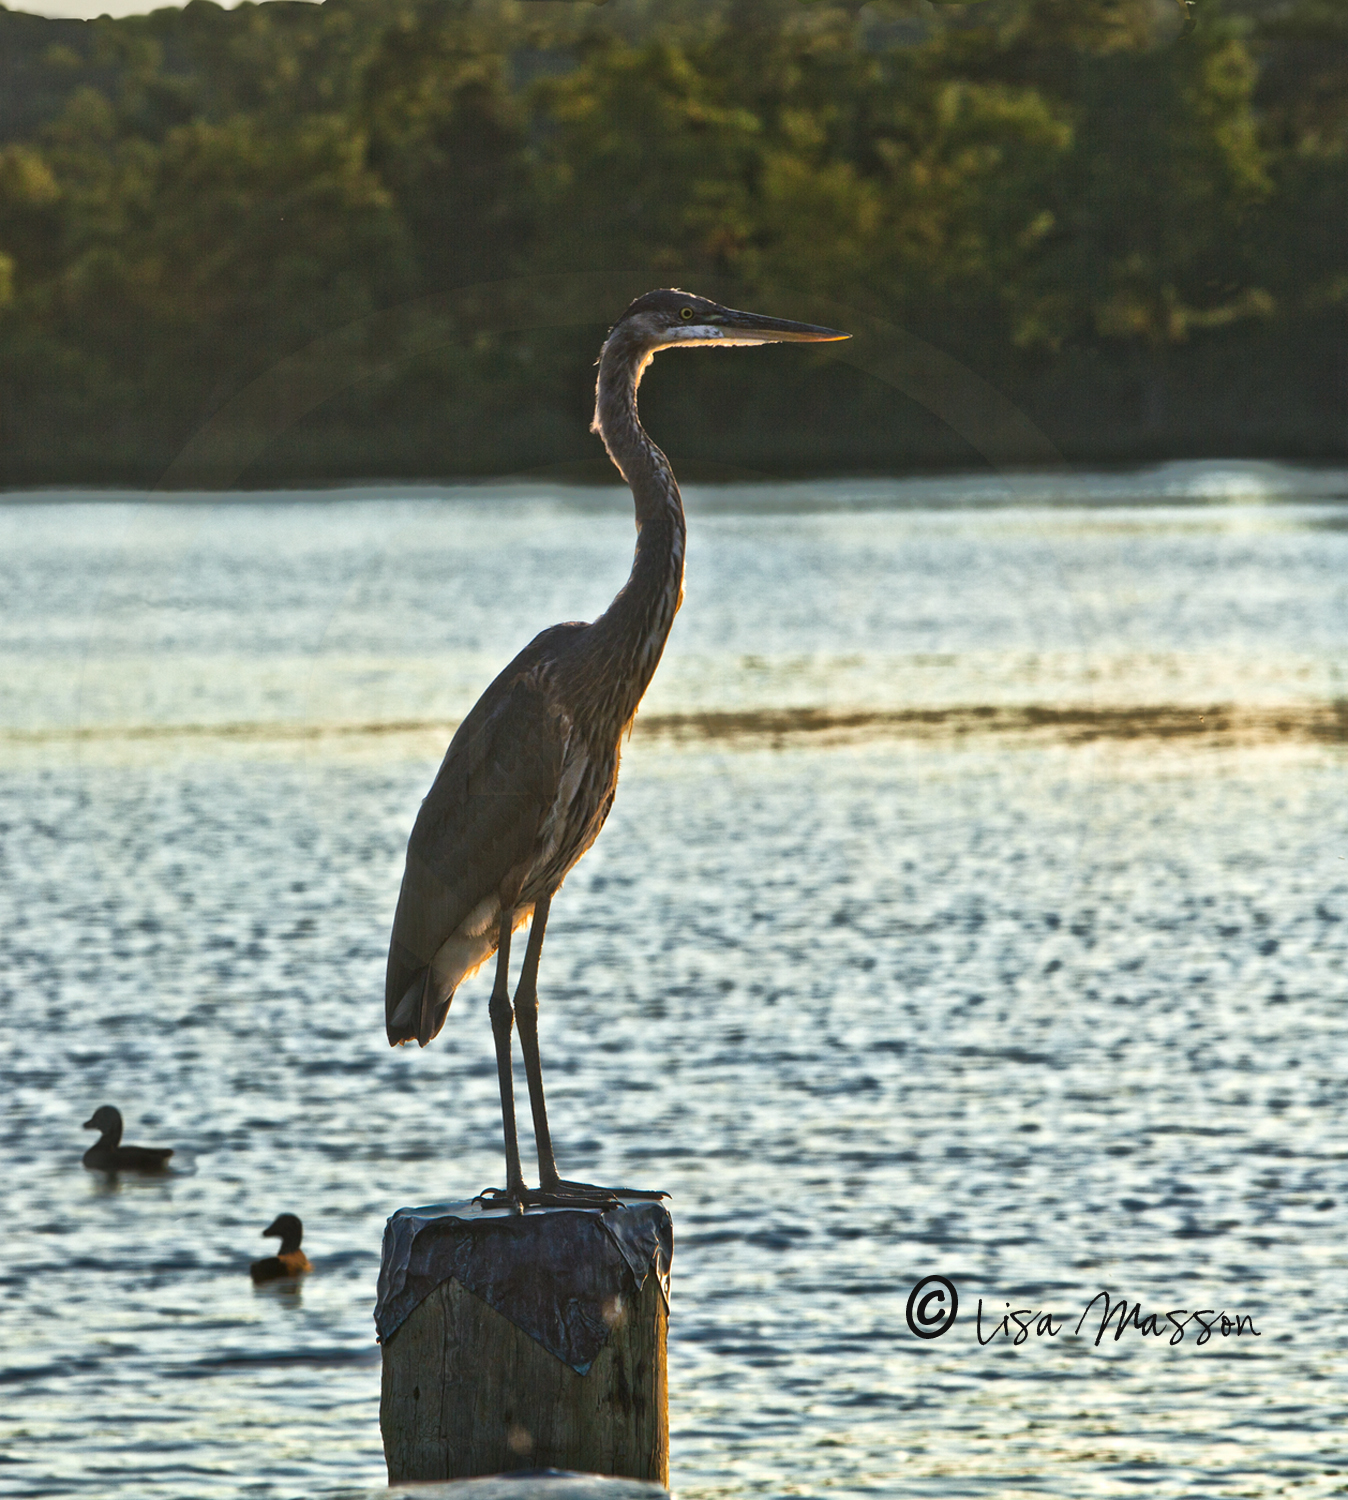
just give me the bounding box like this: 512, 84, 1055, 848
1, 463, 1346, 1498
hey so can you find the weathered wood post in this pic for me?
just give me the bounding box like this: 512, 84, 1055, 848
376, 1198, 672, 1485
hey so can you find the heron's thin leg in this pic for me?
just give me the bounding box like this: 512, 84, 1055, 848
513, 895, 562, 1190
514, 896, 668, 1207
487, 912, 526, 1202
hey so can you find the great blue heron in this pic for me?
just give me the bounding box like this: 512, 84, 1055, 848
385, 288, 848, 1208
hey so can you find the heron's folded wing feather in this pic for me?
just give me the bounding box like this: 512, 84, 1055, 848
384, 668, 568, 1030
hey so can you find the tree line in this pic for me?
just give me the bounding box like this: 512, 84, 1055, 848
0, 0, 1343, 485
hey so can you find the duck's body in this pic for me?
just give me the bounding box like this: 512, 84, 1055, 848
81, 1106, 173, 1173
250, 1214, 310, 1283
249, 1250, 310, 1283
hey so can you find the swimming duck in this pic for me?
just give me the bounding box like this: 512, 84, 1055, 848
249, 1213, 311, 1283
82, 1105, 174, 1173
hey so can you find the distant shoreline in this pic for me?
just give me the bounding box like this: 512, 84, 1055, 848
3, 460, 1347, 510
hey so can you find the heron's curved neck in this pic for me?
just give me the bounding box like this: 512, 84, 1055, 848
589, 337, 686, 725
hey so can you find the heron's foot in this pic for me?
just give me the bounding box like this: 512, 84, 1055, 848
474, 1180, 669, 1211
475, 1181, 618, 1211
540, 1178, 669, 1205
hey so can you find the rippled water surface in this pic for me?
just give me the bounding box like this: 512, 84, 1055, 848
2, 463, 1346, 1499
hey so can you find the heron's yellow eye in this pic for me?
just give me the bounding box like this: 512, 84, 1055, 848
680, 307, 693, 319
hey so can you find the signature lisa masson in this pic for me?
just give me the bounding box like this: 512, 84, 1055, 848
905, 1275, 1262, 1347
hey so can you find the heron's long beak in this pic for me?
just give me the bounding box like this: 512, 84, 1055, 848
673, 307, 849, 347
720, 309, 849, 343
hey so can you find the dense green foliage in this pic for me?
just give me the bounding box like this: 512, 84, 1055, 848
0, 0, 1343, 484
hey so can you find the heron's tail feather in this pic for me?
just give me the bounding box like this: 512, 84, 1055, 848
387, 967, 453, 1048
386, 970, 424, 1045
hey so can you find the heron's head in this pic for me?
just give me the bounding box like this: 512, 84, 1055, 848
83, 1105, 123, 1135
605, 289, 848, 359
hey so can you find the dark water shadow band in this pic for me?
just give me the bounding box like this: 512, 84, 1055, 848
638, 702, 1348, 747
10, 701, 1347, 750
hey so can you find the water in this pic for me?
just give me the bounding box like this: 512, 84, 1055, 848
1, 461, 1346, 1499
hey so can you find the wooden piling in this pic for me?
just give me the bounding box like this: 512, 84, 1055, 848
376, 1200, 671, 1486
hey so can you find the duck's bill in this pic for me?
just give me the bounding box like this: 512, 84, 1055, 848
82, 1116, 97, 1129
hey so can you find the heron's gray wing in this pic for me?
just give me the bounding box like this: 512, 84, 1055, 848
385, 663, 569, 1045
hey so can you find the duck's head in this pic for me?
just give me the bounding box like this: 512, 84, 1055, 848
83, 1105, 123, 1138
262, 1213, 303, 1250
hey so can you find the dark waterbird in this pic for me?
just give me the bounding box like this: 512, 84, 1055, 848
249, 1213, 311, 1283
385, 289, 847, 1208
81, 1105, 174, 1173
